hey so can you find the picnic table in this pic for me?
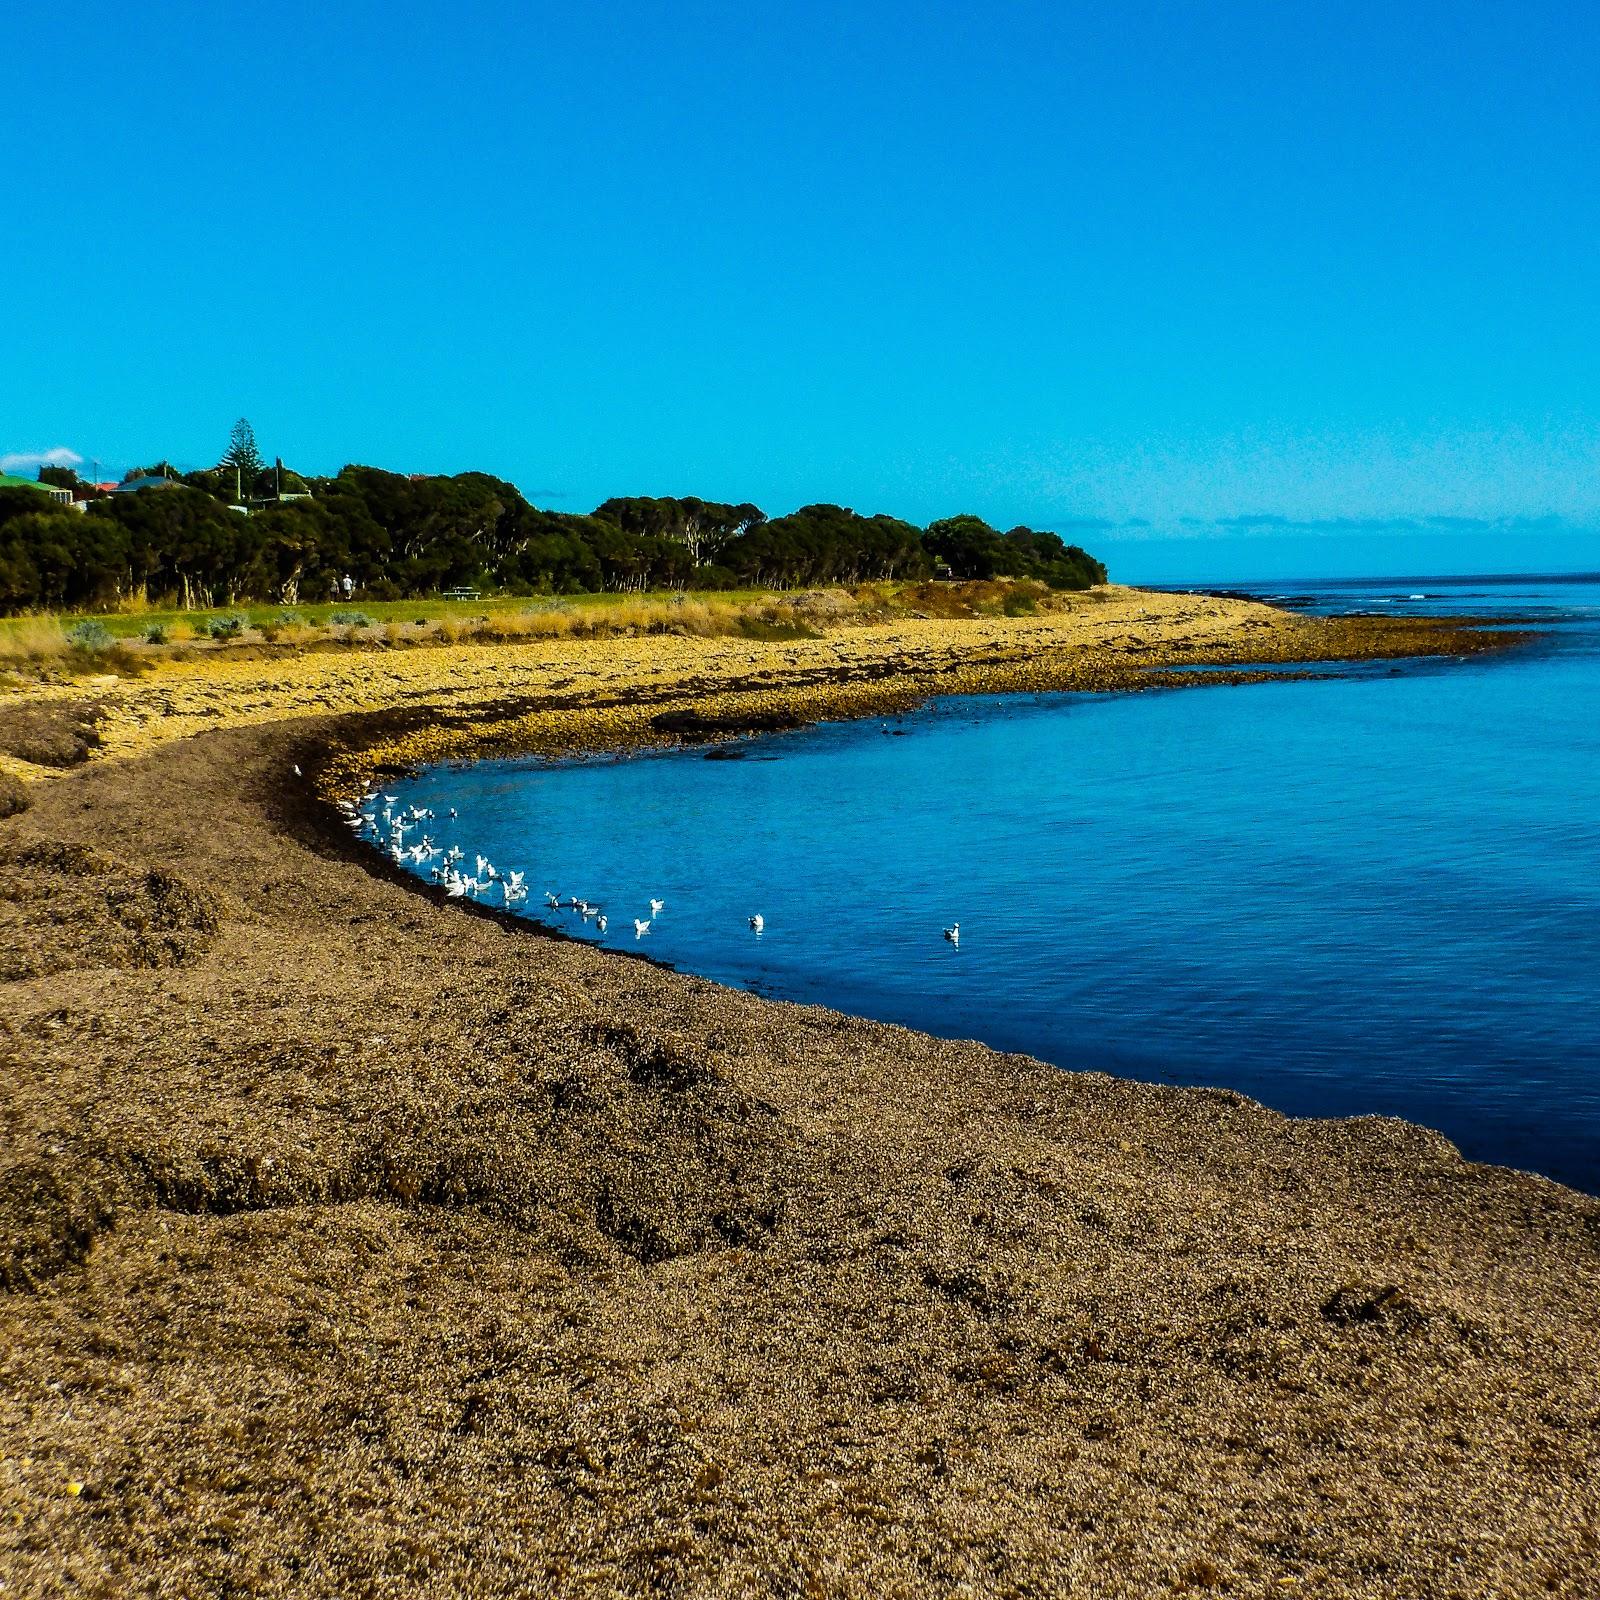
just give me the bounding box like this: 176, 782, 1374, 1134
441, 586, 482, 601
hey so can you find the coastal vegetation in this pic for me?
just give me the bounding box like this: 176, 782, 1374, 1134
0, 443, 1105, 614
0, 577, 1111, 684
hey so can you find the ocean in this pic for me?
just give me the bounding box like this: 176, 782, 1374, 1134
381, 574, 1600, 1193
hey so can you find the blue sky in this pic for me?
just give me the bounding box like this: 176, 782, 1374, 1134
4, 0, 1597, 581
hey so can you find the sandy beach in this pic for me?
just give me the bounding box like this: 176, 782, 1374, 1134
2, 588, 1595, 1598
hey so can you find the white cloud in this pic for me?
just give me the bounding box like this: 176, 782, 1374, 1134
1, 446, 85, 474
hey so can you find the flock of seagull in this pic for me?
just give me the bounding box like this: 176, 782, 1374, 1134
337, 789, 792, 941
338, 787, 963, 947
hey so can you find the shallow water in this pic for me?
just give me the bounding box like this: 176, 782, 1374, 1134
383, 574, 1600, 1193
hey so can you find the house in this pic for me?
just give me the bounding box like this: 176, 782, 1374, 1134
114, 474, 184, 494
0, 472, 74, 507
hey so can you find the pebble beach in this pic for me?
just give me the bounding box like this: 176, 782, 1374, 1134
2, 587, 1594, 1598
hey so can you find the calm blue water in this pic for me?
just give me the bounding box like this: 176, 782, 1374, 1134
379, 574, 1600, 1193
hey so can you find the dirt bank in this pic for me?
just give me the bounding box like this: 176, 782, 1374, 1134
2, 597, 1594, 1598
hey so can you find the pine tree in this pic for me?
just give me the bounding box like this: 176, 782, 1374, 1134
221, 418, 264, 494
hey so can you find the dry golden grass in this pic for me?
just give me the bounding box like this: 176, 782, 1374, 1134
0, 616, 70, 663
440, 595, 826, 646
106, 586, 153, 615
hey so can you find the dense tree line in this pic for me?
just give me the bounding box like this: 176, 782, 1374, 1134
0, 464, 1106, 612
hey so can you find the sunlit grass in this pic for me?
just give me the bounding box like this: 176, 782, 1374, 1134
0, 587, 790, 641
0, 579, 1098, 676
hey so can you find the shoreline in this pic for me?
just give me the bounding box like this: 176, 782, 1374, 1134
1, 585, 1529, 791
3, 590, 1594, 1598
297, 592, 1525, 792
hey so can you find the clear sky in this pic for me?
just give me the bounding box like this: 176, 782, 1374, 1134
4, 0, 1597, 582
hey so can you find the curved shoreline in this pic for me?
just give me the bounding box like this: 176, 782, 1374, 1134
3, 593, 1594, 1598
310, 599, 1527, 794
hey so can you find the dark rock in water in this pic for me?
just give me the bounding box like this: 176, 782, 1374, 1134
651, 707, 805, 742
703, 747, 748, 761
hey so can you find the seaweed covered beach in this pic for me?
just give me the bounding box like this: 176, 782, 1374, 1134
2, 590, 1596, 1598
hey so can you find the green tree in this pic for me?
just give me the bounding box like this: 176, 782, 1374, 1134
221, 418, 264, 495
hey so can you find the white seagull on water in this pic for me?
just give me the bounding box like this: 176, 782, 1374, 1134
748, 914, 764, 934
943, 921, 960, 946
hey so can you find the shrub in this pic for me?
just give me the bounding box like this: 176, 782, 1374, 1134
329, 610, 374, 628
202, 614, 247, 640
1002, 584, 1046, 616
67, 620, 114, 651
141, 622, 169, 644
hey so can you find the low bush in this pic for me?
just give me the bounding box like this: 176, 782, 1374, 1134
67, 620, 115, 651
1002, 581, 1049, 616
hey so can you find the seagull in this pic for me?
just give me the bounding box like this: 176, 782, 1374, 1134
749, 914, 764, 934
382, 794, 398, 806
292, 763, 303, 777
943, 922, 960, 945
595, 914, 608, 933
649, 898, 665, 916
544, 891, 560, 907
633, 918, 651, 937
